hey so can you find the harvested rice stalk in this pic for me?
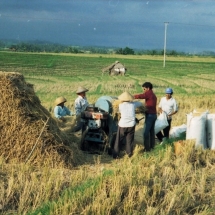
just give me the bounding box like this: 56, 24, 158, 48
111, 99, 146, 121
112, 100, 123, 120
0, 71, 82, 168
135, 105, 147, 114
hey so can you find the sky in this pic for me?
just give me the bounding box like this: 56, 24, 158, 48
0, 0, 215, 53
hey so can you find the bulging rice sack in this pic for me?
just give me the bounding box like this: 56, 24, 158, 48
186, 112, 207, 149
154, 112, 168, 134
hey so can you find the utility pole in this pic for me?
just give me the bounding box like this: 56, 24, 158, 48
163, 22, 169, 68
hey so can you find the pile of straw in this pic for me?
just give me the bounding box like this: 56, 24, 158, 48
0, 72, 79, 168
111, 99, 146, 120
111, 99, 122, 120
135, 104, 147, 114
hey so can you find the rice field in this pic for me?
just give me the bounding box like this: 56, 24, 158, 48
1, 51, 215, 214
1, 51, 215, 125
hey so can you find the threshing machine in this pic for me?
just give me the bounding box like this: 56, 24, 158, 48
79, 96, 119, 154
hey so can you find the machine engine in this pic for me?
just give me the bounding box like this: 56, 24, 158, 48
81, 106, 109, 130
79, 96, 118, 153
88, 119, 101, 129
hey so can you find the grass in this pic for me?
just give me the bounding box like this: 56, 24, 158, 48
1, 51, 215, 214
1, 51, 215, 112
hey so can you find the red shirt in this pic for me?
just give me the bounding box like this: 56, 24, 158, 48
134, 90, 157, 114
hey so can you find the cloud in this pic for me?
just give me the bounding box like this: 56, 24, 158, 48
0, 0, 215, 52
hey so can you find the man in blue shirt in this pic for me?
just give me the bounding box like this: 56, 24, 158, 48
72, 86, 89, 132
54, 96, 73, 122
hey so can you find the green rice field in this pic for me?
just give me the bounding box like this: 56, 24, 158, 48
1, 51, 215, 215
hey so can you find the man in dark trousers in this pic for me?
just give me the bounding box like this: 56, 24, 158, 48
133, 82, 157, 151
156, 87, 178, 144
113, 91, 140, 159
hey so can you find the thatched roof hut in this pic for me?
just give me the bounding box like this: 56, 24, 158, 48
0, 71, 80, 168
102, 61, 127, 76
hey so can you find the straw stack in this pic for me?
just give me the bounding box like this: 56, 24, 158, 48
0, 71, 80, 168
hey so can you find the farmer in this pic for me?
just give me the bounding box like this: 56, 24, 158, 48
113, 91, 140, 159
156, 88, 178, 144
54, 96, 73, 122
133, 82, 157, 152
72, 86, 89, 133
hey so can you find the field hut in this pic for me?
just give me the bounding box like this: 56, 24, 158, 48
0, 71, 81, 168
102, 61, 127, 76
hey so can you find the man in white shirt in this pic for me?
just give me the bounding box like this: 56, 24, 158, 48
113, 91, 140, 159
72, 86, 89, 133
156, 88, 178, 143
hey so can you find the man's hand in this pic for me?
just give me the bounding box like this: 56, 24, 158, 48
60, 117, 66, 122
135, 118, 139, 124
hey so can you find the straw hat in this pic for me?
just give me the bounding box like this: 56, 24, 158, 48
55, 96, 67, 105
118, 91, 134, 102
76, 86, 89, 94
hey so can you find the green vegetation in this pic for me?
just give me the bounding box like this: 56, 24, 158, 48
1, 51, 215, 121
1, 51, 215, 116
115, 46, 135, 55
1, 39, 215, 56
1, 51, 215, 214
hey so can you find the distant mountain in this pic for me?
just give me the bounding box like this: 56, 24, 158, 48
0, 39, 214, 56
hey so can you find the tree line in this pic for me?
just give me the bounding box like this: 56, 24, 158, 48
0, 39, 214, 56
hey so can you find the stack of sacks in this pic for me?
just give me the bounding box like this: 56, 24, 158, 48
185, 109, 215, 149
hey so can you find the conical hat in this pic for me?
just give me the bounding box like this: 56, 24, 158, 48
118, 91, 134, 102
76, 86, 89, 94
55, 96, 67, 105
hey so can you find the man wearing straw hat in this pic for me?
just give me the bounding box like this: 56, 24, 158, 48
72, 86, 89, 133
54, 96, 74, 122
133, 82, 157, 152
113, 91, 140, 159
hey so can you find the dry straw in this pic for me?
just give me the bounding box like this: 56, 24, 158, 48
174, 140, 185, 156
0, 71, 81, 168
112, 99, 146, 120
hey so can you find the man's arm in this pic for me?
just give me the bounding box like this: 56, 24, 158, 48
134, 93, 146, 99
